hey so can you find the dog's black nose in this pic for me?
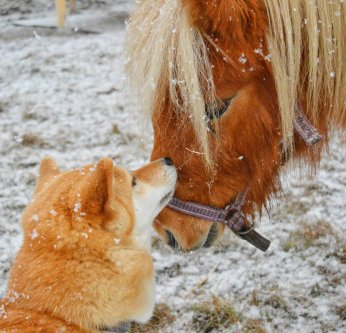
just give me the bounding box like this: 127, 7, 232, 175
163, 157, 174, 166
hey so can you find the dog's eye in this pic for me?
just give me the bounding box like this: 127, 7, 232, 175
206, 96, 236, 120
132, 176, 137, 187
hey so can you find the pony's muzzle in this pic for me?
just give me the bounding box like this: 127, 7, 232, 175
163, 222, 219, 251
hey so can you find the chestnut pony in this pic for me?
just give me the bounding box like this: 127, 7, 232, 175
125, 0, 345, 251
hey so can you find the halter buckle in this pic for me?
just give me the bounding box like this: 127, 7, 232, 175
225, 209, 271, 252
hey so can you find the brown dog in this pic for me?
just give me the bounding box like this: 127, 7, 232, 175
0, 157, 176, 332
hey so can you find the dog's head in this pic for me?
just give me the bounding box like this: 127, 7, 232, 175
22, 157, 177, 250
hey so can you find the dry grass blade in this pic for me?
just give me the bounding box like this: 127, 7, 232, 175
191, 295, 241, 332
131, 303, 175, 333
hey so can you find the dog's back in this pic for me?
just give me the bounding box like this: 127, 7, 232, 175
0, 304, 89, 332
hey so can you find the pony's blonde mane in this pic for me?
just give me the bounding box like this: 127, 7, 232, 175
124, 0, 217, 167
125, 0, 345, 164
263, 0, 345, 150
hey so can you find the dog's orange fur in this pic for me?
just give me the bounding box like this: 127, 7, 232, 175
151, 0, 344, 250
0, 157, 156, 332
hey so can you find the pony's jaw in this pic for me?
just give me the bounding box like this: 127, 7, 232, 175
153, 209, 225, 251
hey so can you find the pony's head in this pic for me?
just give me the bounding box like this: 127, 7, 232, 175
125, 0, 345, 251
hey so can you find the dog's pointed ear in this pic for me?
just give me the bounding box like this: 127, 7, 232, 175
79, 157, 115, 217
96, 157, 115, 215
35, 157, 60, 194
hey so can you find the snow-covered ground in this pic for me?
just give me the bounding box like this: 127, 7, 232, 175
0, 2, 345, 332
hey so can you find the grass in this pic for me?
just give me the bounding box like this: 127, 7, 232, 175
249, 289, 297, 322
190, 295, 269, 332
338, 243, 346, 264
282, 220, 336, 251
263, 294, 291, 312
191, 295, 241, 332
279, 200, 309, 217
21, 133, 45, 147
131, 303, 175, 333
243, 319, 267, 333
131, 296, 269, 333
335, 304, 346, 320
250, 290, 260, 307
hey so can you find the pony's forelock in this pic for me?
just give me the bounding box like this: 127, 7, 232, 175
124, 0, 218, 168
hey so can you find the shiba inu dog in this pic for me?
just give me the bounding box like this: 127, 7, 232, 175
0, 156, 176, 332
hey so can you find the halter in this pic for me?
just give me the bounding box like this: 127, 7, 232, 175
167, 107, 322, 252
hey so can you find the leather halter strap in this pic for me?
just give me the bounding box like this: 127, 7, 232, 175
167, 107, 322, 252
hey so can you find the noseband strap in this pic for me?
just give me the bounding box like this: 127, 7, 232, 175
168, 191, 270, 252
167, 107, 322, 252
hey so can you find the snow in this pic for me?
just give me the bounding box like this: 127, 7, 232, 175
0, 2, 345, 332
238, 54, 247, 64
30, 214, 39, 222
30, 229, 38, 240
49, 209, 58, 216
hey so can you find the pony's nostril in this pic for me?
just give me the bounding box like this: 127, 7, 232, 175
165, 230, 179, 249
203, 223, 218, 248
163, 157, 174, 166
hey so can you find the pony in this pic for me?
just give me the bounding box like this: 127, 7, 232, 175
125, 0, 346, 251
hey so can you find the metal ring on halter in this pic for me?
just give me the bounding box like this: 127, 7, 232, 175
238, 221, 255, 235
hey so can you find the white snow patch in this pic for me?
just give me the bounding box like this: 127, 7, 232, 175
30, 214, 39, 222
49, 209, 58, 216
30, 229, 38, 240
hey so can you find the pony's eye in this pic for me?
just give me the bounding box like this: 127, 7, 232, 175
206, 96, 235, 120
132, 176, 137, 187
